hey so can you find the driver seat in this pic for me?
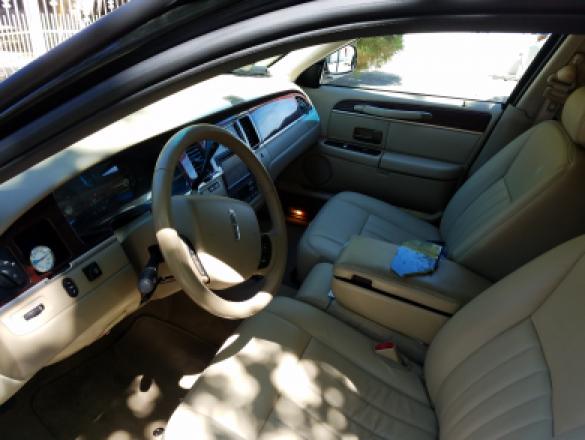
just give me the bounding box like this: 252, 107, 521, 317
165, 235, 585, 439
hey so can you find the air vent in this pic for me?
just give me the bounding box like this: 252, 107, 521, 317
296, 96, 311, 114
232, 122, 244, 140
186, 142, 205, 173
239, 115, 260, 150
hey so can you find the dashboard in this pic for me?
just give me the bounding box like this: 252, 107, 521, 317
0, 91, 318, 309
0, 76, 321, 406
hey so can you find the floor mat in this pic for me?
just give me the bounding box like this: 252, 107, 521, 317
31, 317, 216, 440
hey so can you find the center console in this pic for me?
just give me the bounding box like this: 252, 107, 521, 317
330, 236, 491, 343
297, 236, 491, 351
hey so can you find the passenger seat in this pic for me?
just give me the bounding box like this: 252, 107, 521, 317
298, 87, 585, 281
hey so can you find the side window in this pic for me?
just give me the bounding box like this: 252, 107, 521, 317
321, 33, 549, 102
0, 1, 130, 82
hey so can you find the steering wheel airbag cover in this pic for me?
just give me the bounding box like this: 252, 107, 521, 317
152, 124, 286, 319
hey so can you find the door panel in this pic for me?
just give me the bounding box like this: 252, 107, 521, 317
279, 84, 501, 215
311, 149, 457, 212
329, 107, 484, 164
386, 121, 481, 164
329, 111, 389, 147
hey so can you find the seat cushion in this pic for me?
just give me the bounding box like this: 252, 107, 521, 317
297, 191, 440, 279
165, 297, 437, 440
166, 237, 585, 439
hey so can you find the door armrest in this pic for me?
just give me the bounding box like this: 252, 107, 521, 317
379, 151, 462, 181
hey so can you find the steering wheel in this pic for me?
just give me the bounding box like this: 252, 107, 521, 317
151, 124, 287, 319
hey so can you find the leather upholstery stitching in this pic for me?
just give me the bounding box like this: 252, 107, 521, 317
181, 408, 249, 440
433, 246, 585, 403
298, 340, 436, 434
455, 166, 569, 263
453, 128, 574, 265
254, 318, 313, 438
342, 192, 436, 238
261, 312, 435, 434
446, 181, 510, 258
276, 395, 388, 440
306, 336, 429, 406
553, 423, 585, 438
253, 327, 434, 439
298, 353, 436, 436
457, 391, 551, 440
441, 129, 531, 239
438, 343, 539, 419
310, 233, 347, 247
446, 369, 549, 434
494, 419, 552, 440
367, 210, 427, 239
527, 315, 554, 421
259, 405, 314, 440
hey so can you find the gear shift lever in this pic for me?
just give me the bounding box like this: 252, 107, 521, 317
137, 245, 163, 302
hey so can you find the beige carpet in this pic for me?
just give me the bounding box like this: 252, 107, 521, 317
30, 317, 216, 440
0, 290, 297, 440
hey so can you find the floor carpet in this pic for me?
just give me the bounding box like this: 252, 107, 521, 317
30, 317, 216, 440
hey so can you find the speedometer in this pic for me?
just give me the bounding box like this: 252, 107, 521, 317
30, 246, 55, 273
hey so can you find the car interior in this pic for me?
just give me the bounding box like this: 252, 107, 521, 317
1, 3, 585, 439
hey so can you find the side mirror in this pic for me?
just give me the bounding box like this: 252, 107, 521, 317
325, 44, 357, 75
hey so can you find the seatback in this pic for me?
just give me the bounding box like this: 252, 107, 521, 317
440, 87, 585, 281
425, 236, 585, 440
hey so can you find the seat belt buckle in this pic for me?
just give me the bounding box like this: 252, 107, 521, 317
375, 341, 402, 365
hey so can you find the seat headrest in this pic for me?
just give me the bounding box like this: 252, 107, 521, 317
561, 86, 585, 145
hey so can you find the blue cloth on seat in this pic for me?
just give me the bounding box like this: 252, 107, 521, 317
391, 240, 443, 277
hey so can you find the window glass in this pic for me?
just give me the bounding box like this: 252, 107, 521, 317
0, 0, 131, 82
321, 33, 549, 102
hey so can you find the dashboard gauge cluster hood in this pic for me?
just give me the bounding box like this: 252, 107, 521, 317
0, 74, 305, 237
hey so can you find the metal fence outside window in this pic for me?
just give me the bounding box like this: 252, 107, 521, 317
0, 0, 129, 81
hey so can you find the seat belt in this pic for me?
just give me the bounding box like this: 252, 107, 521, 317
534, 53, 584, 123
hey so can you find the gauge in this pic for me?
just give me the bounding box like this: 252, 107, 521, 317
30, 246, 55, 273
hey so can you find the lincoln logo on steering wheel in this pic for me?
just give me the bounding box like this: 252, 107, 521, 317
228, 209, 241, 241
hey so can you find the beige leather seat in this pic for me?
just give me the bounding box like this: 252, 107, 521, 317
165, 236, 585, 439
298, 87, 585, 281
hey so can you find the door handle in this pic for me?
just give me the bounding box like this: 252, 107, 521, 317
354, 104, 432, 121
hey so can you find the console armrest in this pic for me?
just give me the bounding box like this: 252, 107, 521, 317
332, 236, 491, 343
